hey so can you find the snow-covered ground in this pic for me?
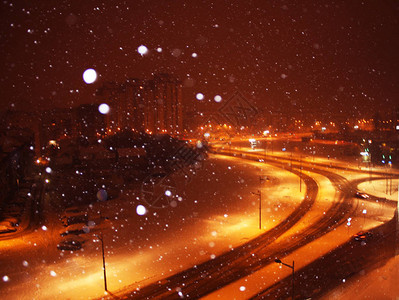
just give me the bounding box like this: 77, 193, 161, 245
204, 146, 398, 299
322, 178, 399, 300
0, 154, 304, 299
1, 149, 397, 299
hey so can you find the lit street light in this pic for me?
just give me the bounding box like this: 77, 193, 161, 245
275, 258, 295, 300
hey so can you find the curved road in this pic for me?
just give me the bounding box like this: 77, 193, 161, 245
111, 147, 388, 299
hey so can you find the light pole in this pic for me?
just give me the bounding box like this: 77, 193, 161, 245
264, 140, 267, 157
251, 190, 262, 230
95, 233, 108, 292
299, 155, 302, 193
290, 151, 293, 171
275, 258, 295, 300
368, 153, 372, 181
389, 162, 393, 195
271, 138, 273, 154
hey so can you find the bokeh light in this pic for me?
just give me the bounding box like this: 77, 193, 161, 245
83, 68, 97, 84
196, 93, 204, 100
136, 204, 147, 215
98, 103, 110, 114
138, 45, 148, 55
214, 95, 222, 102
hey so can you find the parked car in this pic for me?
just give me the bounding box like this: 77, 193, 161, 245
64, 206, 80, 214
4, 217, 19, 227
0, 221, 17, 234
60, 214, 88, 227
60, 224, 88, 237
57, 238, 83, 251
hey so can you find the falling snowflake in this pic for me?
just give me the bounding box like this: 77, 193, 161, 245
196, 93, 204, 100
83, 69, 97, 84
138, 45, 148, 56
98, 103, 110, 114
136, 205, 147, 216
214, 95, 222, 102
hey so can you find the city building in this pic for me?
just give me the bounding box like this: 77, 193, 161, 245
73, 104, 107, 143
96, 73, 183, 136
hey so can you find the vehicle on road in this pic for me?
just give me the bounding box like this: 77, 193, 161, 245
249, 139, 257, 149
353, 231, 373, 242
355, 192, 369, 199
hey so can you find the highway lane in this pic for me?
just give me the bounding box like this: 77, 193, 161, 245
2, 144, 393, 299
120, 158, 318, 299
217, 149, 396, 299
116, 148, 367, 299
252, 214, 397, 299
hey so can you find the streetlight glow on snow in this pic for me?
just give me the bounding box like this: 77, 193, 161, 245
136, 205, 147, 215
82, 68, 97, 84
196, 93, 204, 100
98, 103, 110, 114
138, 45, 148, 56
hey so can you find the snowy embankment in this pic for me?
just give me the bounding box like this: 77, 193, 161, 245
321, 178, 398, 300
203, 148, 397, 299
0, 154, 303, 300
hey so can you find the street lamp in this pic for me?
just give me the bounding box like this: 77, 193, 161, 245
95, 233, 108, 292
251, 190, 262, 230
299, 155, 302, 193
275, 258, 295, 300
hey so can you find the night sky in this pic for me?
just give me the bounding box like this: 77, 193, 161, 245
1, 0, 398, 117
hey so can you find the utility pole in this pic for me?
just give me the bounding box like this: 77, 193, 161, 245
95, 234, 108, 292
251, 190, 262, 230
264, 141, 267, 157
275, 259, 295, 300
299, 156, 302, 193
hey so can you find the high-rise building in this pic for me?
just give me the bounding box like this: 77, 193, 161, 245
125, 78, 147, 132
97, 73, 183, 136
96, 81, 125, 133
73, 104, 106, 143
147, 73, 182, 135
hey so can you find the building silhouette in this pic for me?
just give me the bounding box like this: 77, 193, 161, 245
97, 73, 183, 136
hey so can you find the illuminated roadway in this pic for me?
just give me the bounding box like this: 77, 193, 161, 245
116, 145, 398, 299
1, 138, 396, 299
